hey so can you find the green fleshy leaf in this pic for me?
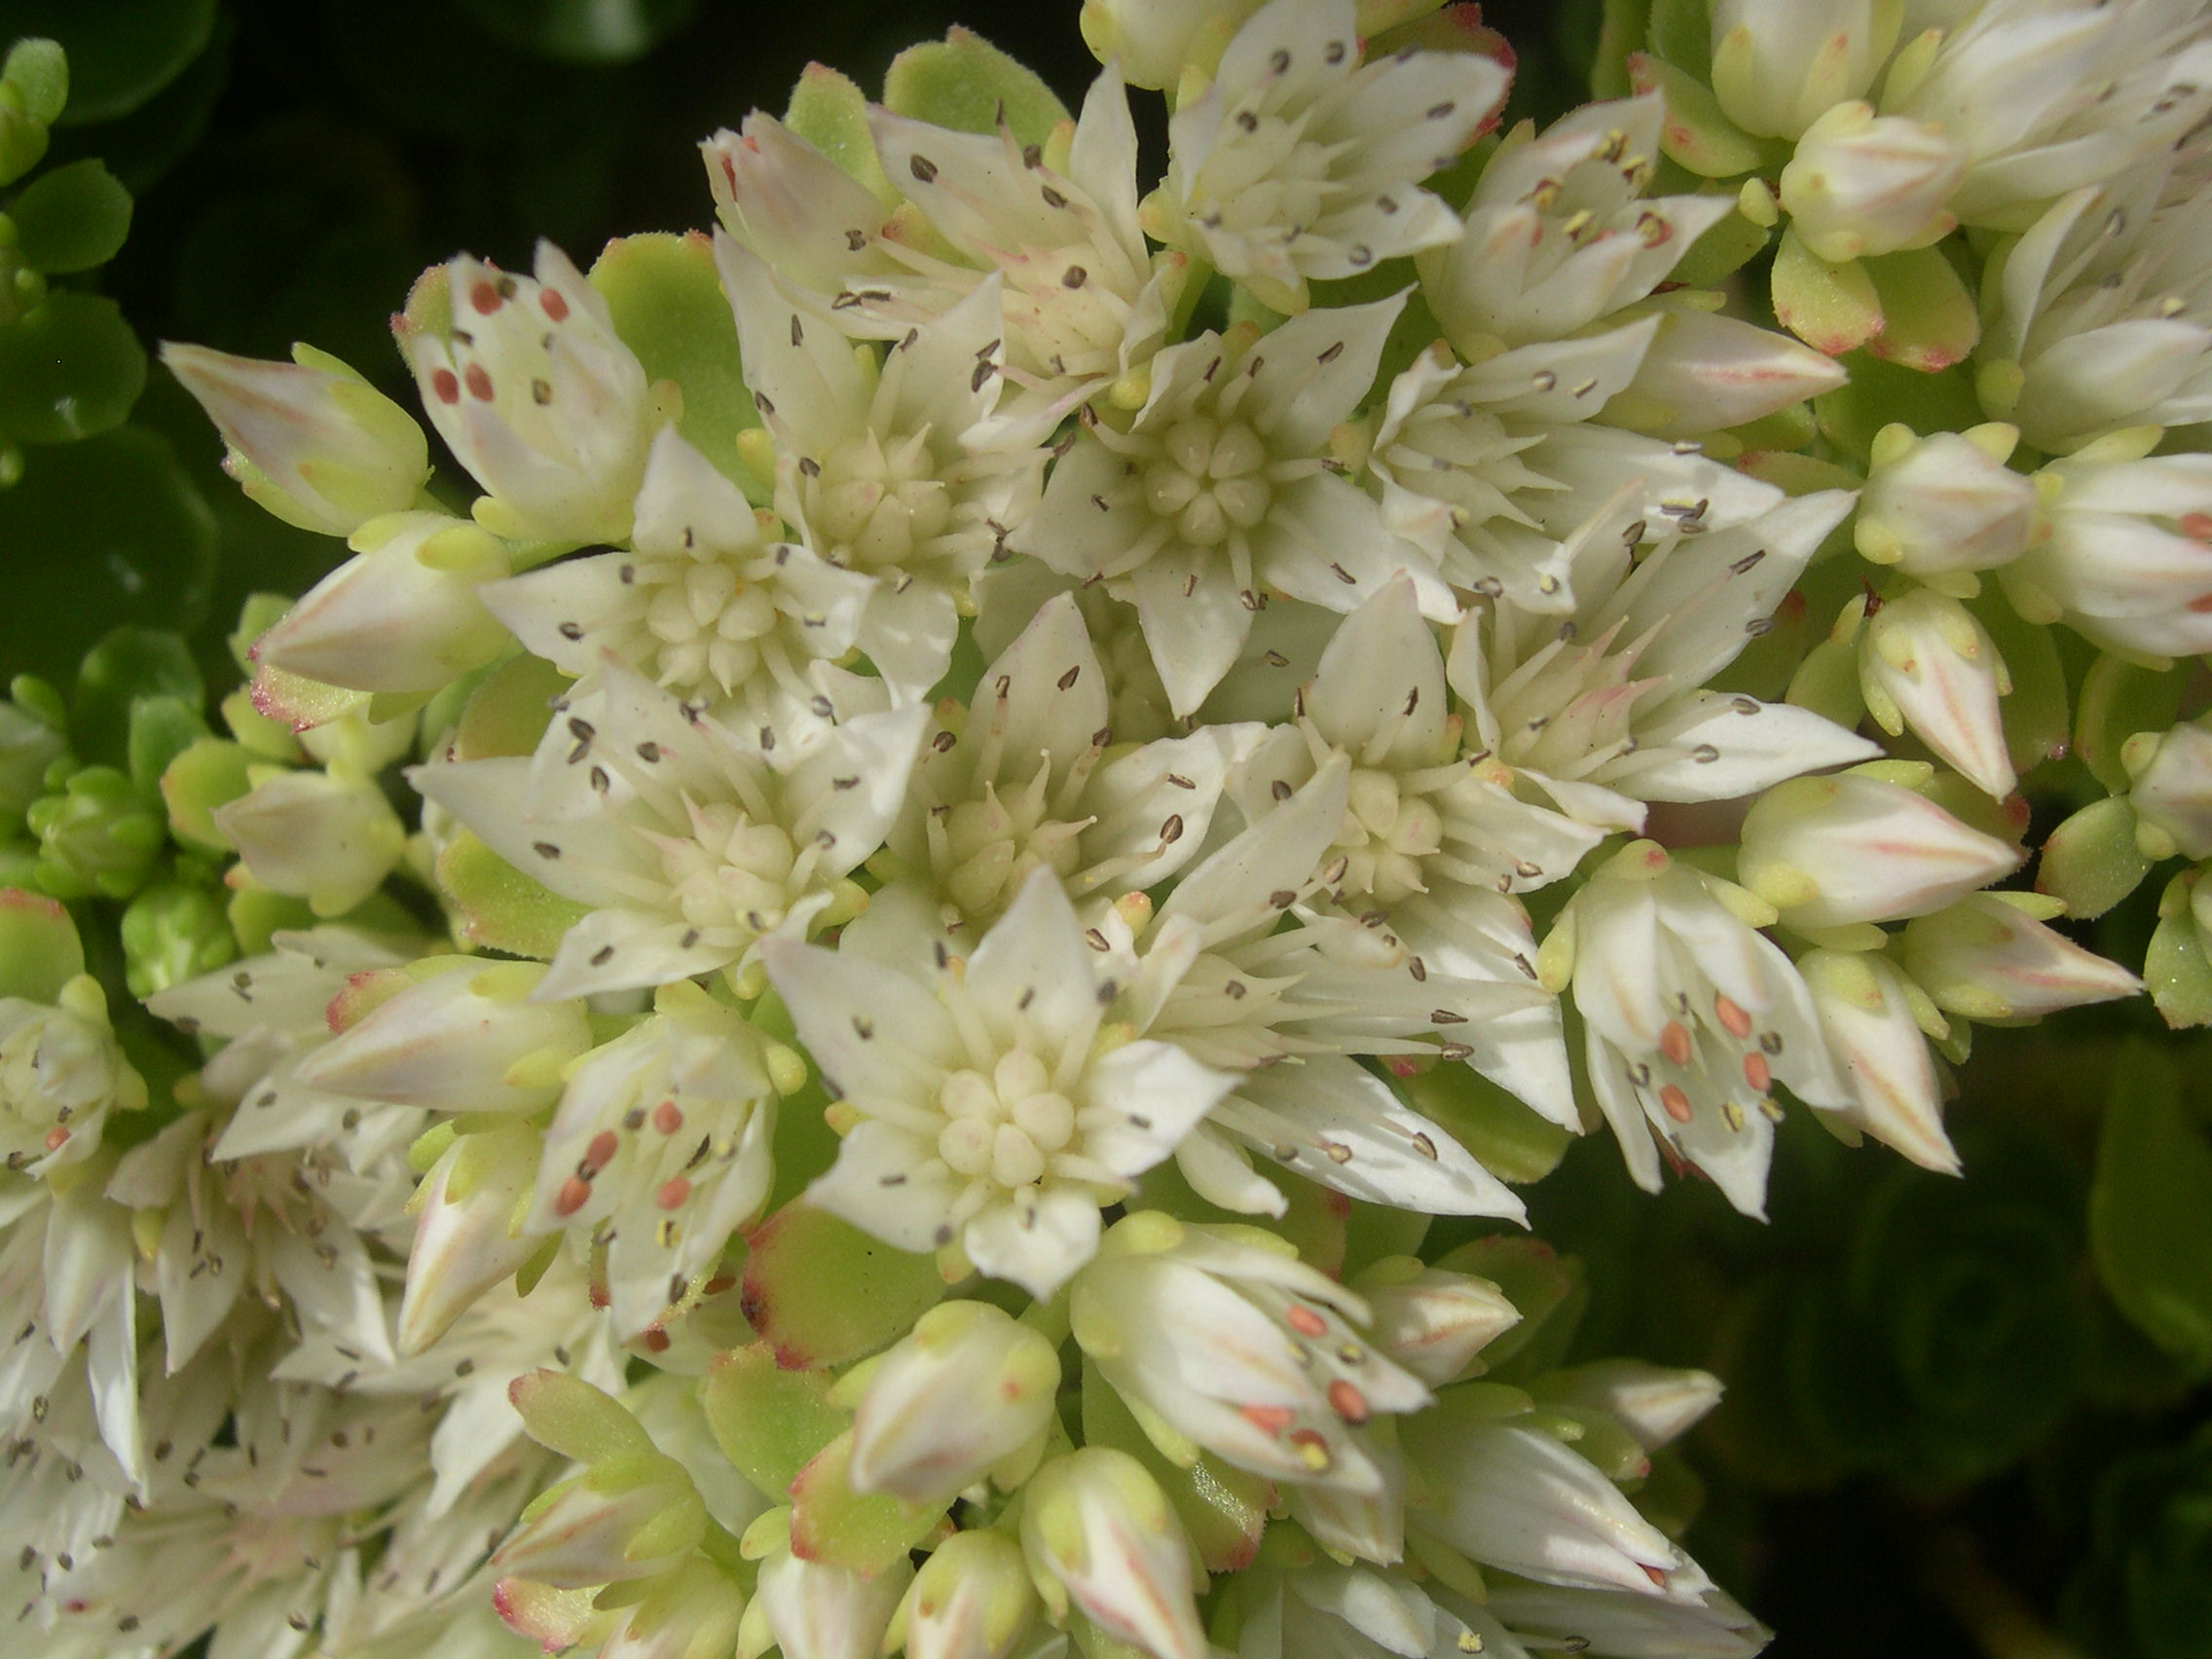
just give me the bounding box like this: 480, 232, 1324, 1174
882, 28, 1069, 150
0, 884, 81, 1000
737, 1201, 946, 1370
785, 62, 892, 203
125, 692, 207, 799
699, 1341, 851, 1500
434, 829, 588, 960
9, 157, 131, 274
1813, 351, 1985, 469
2037, 797, 2154, 920
0, 0, 216, 125
1397, 1066, 1572, 1187
2089, 1043, 2212, 1373
1861, 244, 1978, 373
2, 37, 65, 127
458, 0, 697, 63
453, 651, 565, 761
2076, 652, 2184, 794
589, 232, 759, 497
2148, 874, 2212, 1029
0, 291, 146, 442
72, 625, 200, 769
787, 1430, 940, 1571
1771, 230, 1880, 357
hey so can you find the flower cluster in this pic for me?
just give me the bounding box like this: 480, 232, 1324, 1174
4, 1, 2203, 1656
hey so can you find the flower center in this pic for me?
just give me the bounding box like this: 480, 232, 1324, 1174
1487, 624, 1661, 779
935, 1047, 1079, 1190
936, 769, 1088, 924
1141, 414, 1273, 549
799, 428, 951, 572
1329, 766, 1445, 906
634, 554, 779, 696
656, 806, 799, 936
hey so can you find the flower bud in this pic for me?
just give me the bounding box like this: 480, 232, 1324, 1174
890, 1530, 1038, 1659
119, 879, 237, 999
297, 960, 592, 1114
744, 1527, 911, 1659
26, 763, 163, 900
1738, 769, 2022, 931
398, 1124, 545, 1354
1899, 893, 2141, 1022
1710, 0, 1899, 139
1534, 1361, 1725, 1452
1020, 1448, 1207, 1659
0, 39, 65, 188
250, 510, 511, 694
600, 1557, 750, 1659
1779, 103, 1965, 264
1798, 946, 1957, 1173
0, 973, 143, 1173
2124, 718, 2212, 863
1858, 587, 2015, 798
1078, 0, 1257, 90
161, 341, 431, 536
0, 676, 67, 822
211, 762, 407, 916
1355, 1259, 1520, 1387
396, 241, 652, 544
1616, 309, 1848, 438
1855, 424, 2037, 587
842, 1301, 1060, 1507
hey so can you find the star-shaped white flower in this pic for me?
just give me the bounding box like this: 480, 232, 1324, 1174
1015, 294, 1438, 717
1156, 0, 1508, 313
413, 658, 926, 999
762, 869, 1238, 1298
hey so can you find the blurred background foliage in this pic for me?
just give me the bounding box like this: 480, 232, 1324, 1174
0, 2, 2203, 1656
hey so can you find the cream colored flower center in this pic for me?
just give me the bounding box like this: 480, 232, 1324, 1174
634, 554, 778, 695
936, 1048, 1079, 1190
1330, 766, 1445, 906
658, 806, 799, 934
800, 428, 951, 572
936, 768, 1088, 925
1141, 414, 1273, 548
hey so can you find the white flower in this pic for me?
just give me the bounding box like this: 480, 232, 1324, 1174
1890, 0, 2212, 231
1856, 585, 2016, 796
1779, 102, 1967, 264
1544, 841, 1853, 1217
2011, 436, 2212, 660
2127, 716, 2212, 861
250, 509, 511, 694
1156, 0, 1506, 313
1798, 946, 1960, 1174
1854, 422, 2038, 590
1899, 891, 2141, 1020
1014, 295, 1431, 716
1072, 1212, 1429, 1497
412, 658, 926, 998
1421, 94, 1734, 352
397, 241, 654, 543
396, 1124, 548, 1355
853, 594, 1259, 947
1707, 0, 1899, 140
1403, 1408, 1714, 1603
520, 982, 780, 1338
1737, 767, 2024, 933
485, 425, 874, 726
161, 341, 430, 537
1020, 1448, 1207, 1659
1609, 308, 1848, 439
717, 240, 1046, 701
841, 1301, 1059, 1505
213, 758, 410, 917
1482, 1583, 1771, 1659
762, 869, 1238, 1298
1535, 1360, 1726, 1452
0, 975, 141, 1174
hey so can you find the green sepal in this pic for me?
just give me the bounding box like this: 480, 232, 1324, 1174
589, 232, 761, 498
0, 291, 145, 442
737, 1200, 946, 1370
1642, 0, 1709, 74
510, 1368, 656, 1464
1861, 244, 1978, 373
454, 651, 567, 761
786, 1429, 941, 1570
2148, 870, 2212, 1029
785, 63, 894, 204
1525, 1405, 1650, 1484
225, 883, 315, 955
2076, 651, 2183, 793
434, 829, 588, 961
2089, 1043, 2212, 1374
1396, 1064, 1572, 1186
699, 1341, 851, 1500
1771, 229, 1881, 357
1973, 592, 2068, 776
9, 158, 131, 274
2036, 797, 2153, 921
1082, 1357, 1272, 1573
882, 28, 1070, 150
1667, 197, 1772, 290
0, 884, 82, 1000
1626, 54, 1762, 178
1783, 631, 1865, 731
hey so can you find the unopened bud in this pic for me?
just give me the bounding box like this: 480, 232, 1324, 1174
1857, 424, 2036, 587
1859, 587, 2015, 797
1709, 0, 1899, 139
2124, 717, 2212, 862
1020, 1449, 1206, 1659
1798, 946, 1958, 1173
212, 762, 407, 916
119, 880, 238, 999
892, 1530, 1038, 1659
842, 1301, 1060, 1507
1899, 893, 2141, 1022
1779, 103, 1964, 264
398, 1124, 545, 1354
27, 764, 163, 900
1357, 1259, 1521, 1387
1535, 1360, 1725, 1451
